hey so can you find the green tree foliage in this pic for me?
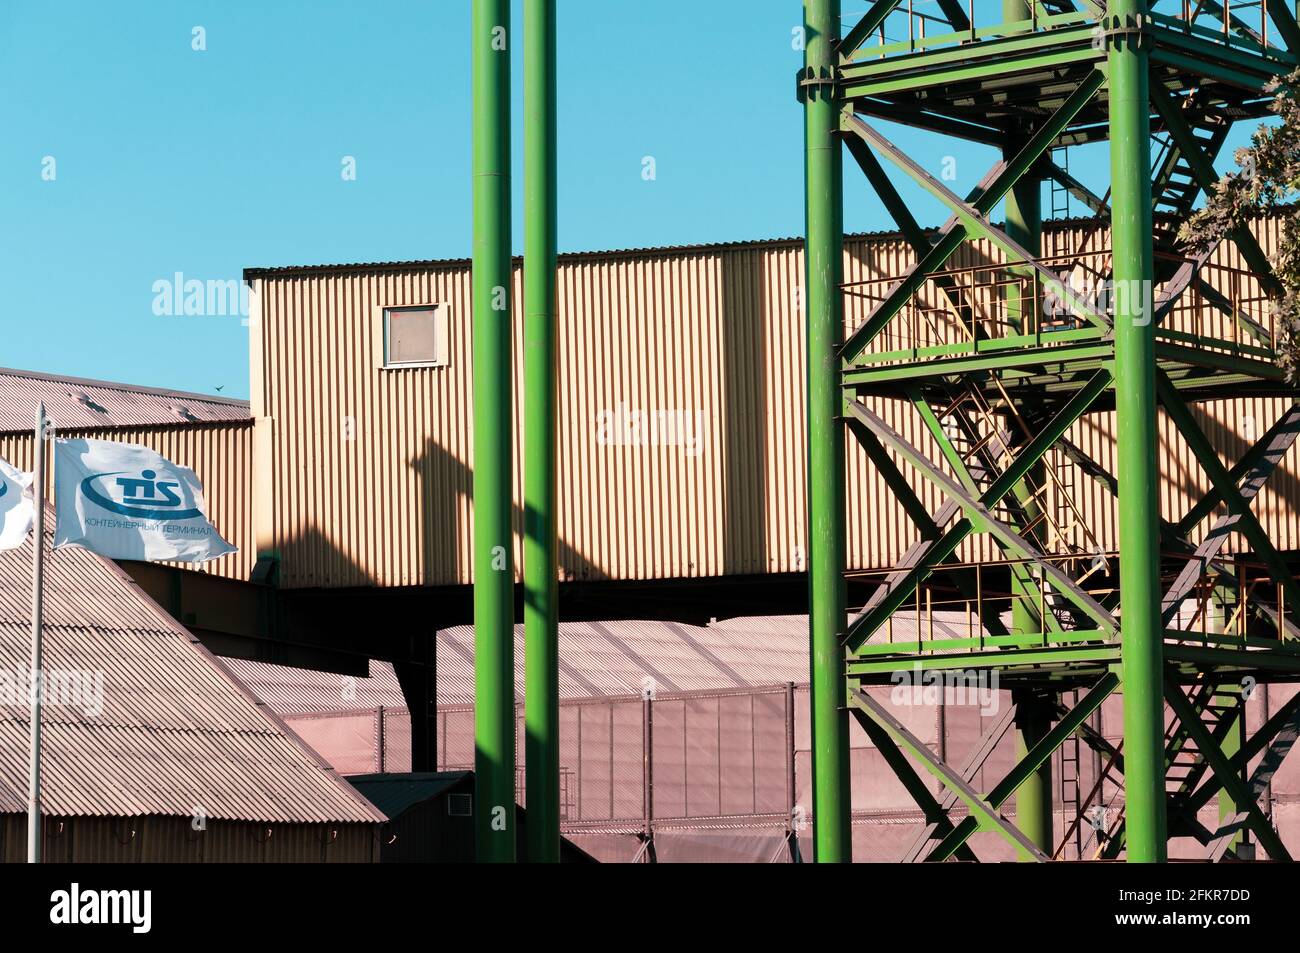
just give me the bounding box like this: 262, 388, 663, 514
1178, 69, 1300, 385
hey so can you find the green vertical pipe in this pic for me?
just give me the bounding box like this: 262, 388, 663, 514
998, 8, 1055, 848
524, 0, 560, 864
1212, 585, 1246, 857
1013, 691, 1055, 859
472, 0, 516, 864
1108, 0, 1167, 863
803, 0, 851, 863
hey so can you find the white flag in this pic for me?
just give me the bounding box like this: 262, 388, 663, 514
0, 457, 34, 551
53, 438, 236, 563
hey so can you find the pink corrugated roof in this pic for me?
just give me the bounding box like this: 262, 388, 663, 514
0, 519, 383, 824
229, 612, 986, 714
0, 367, 248, 434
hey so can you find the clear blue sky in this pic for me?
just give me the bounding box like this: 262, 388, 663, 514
0, 1, 1247, 399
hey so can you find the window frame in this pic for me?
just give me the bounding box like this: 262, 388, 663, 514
381, 303, 449, 370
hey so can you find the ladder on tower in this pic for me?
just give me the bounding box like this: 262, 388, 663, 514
1059, 689, 1084, 859
1049, 145, 1070, 221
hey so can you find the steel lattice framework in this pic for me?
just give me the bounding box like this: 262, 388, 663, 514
801, 0, 1300, 862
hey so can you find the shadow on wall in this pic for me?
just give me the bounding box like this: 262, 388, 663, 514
411, 435, 605, 585
720, 247, 770, 576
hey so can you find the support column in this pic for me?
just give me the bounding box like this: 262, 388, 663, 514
472, 0, 516, 863
1213, 584, 1248, 857
803, 0, 851, 862
524, 0, 561, 864
1107, 0, 1168, 862
394, 658, 437, 772
1013, 690, 1055, 858
999, 28, 1055, 851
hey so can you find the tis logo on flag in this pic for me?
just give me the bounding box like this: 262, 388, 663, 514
80, 468, 204, 521
54, 439, 236, 563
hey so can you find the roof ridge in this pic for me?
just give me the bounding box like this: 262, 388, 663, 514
0, 365, 250, 408
242, 214, 1118, 279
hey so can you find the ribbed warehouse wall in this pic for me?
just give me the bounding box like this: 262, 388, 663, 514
0, 421, 254, 581
251, 218, 1299, 588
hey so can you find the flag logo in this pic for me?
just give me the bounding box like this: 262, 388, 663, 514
79, 468, 204, 521
54, 438, 236, 563
0, 457, 34, 552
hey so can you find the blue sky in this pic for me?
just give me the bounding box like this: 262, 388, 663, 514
0, 1, 1248, 399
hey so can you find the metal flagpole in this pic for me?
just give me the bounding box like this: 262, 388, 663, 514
27, 401, 46, 863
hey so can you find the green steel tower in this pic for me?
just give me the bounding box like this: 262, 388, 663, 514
802, 0, 1300, 862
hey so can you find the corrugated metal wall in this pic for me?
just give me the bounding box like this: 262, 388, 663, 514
0, 421, 254, 581
253, 219, 1299, 588
0, 814, 377, 863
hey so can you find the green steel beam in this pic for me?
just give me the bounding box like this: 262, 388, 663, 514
848, 707, 979, 862
924, 672, 1119, 860
1015, 689, 1055, 858
1163, 679, 1292, 859
523, 0, 559, 864
905, 389, 1058, 636
1214, 686, 1247, 858
854, 627, 1110, 658
1164, 642, 1300, 674
840, 21, 1096, 79
1177, 401, 1300, 535
849, 688, 1052, 860
844, 113, 1110, 332
848, 643, 1121, 676
1156, 371, 1300, 625
840, 0, 901, 58
843, 379, 1118, 645
1109, 0, 1167, 863
1268, 0, 1300, 53
803, 0, 851, 863
472, 0, 516, 864
1181, 689, 1300, 815
1152, 340, 1285, 379
842, 517, 972, 651
844, 417, 940, 535
840, 71, 1105, 363
900, 707, 1018, 862
1149, 86, 1284, 299
1002, 70, 1055, 858
842, 339, 1113, 387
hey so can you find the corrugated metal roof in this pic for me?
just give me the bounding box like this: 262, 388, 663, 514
0, 367, 249, 434
242, 216, 1111, 279
229, 612, 983, 713
222, 657, 407, 714
0, 515, 383, 824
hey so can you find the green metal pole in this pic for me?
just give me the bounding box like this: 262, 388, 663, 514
1107, 0, 1168, 863
998, 0, 1055, 847
1212, 584, 1246, 857
472, 0, 516, 864
803, 0, 851, 863
1013, 691, 1055, 858
524, 0, 560, 864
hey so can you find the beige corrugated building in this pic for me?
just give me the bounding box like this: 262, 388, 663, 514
243, 216, 1300, 591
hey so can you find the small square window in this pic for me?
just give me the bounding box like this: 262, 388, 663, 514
383, 305, 448, 368
447, 793, 473, 817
